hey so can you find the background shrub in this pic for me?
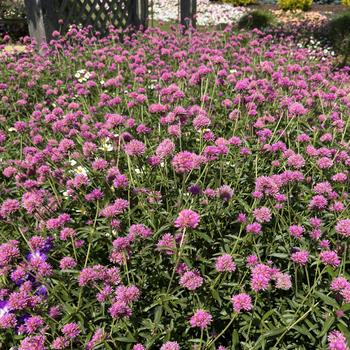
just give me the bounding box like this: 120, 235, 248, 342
0, 0, 26, 19
238, 10, 276, 30
277, 0, 313, 11
327, 12, 350, 65
222, 0, 257, 7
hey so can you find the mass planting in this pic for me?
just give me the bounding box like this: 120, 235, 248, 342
0, 25, 350, 349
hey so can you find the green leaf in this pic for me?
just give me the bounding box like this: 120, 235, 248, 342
115, 336, 137, 343
314, 291, 338, 308
263, 326, 287, 338
338, 323, 350, 343
319, 316, 334, 338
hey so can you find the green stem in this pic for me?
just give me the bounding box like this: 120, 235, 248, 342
205, 313, 237, 349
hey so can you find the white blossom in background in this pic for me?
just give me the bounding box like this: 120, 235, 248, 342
151, 0, 247, 26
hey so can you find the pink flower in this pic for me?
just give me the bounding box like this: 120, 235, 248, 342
156, 138, 175, 158
52, 336, 69, 349
172, 151, 203, 173
86, 329, 105, 350
274, 272, 292, 290
309, 195, 328, 210
160, 341, 180, 350
218, 185, 234, 201
318, 157, 333, 169
246, 222, 262, 235
174, 209, 200, 229
59, 257, 77, 270
180, 270, 203, 290
157, 233, 176, 255
288, 102, 307, 116
19, 335, 46, 350
253, 207, 272, 223
61, 322, 80, 339
133, 344, 146, 350
124, 140, 146, 156
231, 293, 253, 313
215, 254, 236, 272
320, 251, 340, 267
328, 331, 349, 350
109, 301, 132, 319
287, 154, 305, 169
335, 219, 350, 237
291, 250, 309, 265
289, 225, 304, 239
330, 277, 350, 292
189, 309, 213, 329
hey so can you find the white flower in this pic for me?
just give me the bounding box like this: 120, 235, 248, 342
75, 166, 88, 175
62, 191, 71, 198
99, 138, 113, 152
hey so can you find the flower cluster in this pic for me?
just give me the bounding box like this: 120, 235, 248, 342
0, 21, 349, 349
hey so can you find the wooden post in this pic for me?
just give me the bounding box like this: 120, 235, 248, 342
130, 0, 148, 28
180, 0, 196, 29
25, 0, 58, 45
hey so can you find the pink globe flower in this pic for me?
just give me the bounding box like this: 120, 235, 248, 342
172, 151, 203, 173
328, 331, 349, 350
174, 209, 200, 229
291, 250, 309, 265
180, 270, 203, 290
215, 254, 236, 272
231, 293, 253, 313
160, 341, 180, 350
124, 140, 146, 156
320, 251, 340, 267
189, 309, 213, 329
335, 219, 350, 237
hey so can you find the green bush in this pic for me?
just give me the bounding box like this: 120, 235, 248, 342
0, 0, 25, 19
223, 0, 256, 7
277, 0, 312, 11
327, 12, 350, 65
238, 10, 276, 30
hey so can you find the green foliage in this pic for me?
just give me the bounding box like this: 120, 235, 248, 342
277, 0, 312, 11
0, 0, 25, 19
327, 12, 350, 65
222, 0, 257, 7
238, 10, 276, 30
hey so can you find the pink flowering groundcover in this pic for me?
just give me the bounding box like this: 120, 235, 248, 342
0, 25, 350, 350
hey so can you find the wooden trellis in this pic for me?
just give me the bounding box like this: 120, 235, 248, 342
25, 0, 148, 44
25, 0, 197, 44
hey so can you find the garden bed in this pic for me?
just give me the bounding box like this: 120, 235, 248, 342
0, 20, 350, 350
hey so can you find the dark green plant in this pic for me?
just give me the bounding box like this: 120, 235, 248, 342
238, 10, 276, 30
327, 12, 350, 66
223, 0, 256, 7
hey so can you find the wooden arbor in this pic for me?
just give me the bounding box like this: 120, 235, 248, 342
25, 0, 197, 44
25, 0, 148, 44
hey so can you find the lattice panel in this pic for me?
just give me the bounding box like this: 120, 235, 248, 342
55, 0, 132, 33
